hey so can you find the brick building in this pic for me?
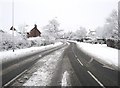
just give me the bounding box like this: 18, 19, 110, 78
27, 24, 41, 38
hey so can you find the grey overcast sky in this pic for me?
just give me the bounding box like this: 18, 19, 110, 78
0, 0, 118, 32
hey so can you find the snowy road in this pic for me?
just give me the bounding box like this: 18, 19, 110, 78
9, 43, 73, 86
2, 42, 119, 87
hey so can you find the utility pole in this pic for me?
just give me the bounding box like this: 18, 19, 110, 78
118, 1, 120, 38
12, 0, 14, 52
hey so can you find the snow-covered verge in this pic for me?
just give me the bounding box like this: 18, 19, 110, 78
0, 42, 63, 63
23, 47, 65, 86
75, 42, 119, 69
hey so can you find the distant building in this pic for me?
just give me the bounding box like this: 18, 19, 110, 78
27, 24, 41, 38
87, 29, 96, 39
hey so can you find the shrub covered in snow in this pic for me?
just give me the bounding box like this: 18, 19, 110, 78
27, 37, 52, 47
0, 30, 31, 51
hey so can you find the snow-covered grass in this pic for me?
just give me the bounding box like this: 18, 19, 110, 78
75, 42, 119, 69
0, 42, 63, 64
23, 48, 64, 86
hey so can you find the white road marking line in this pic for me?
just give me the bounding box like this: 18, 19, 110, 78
72, 49, 75, 54
103, 65, 115, 70
77, 59, 83, 66
75, 54, 77, 58
72, 49, 77, 58
87, 71, 105, 88
4, 69, 28, 86
71, 47, 83, 66
61, 71, 69, 86
39, 55, 42, 57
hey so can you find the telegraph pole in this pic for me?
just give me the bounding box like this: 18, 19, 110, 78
118, 1, 120, 38
12, 0, 14, 52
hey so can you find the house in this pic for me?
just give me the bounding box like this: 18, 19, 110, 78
27, 24, 41, 38
10, 26, 16, 31
87, 30, 96, 38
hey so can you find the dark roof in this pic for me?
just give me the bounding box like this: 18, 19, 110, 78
10, 26, 16, 31
31, 24, 41, 34
0, 30, 4, 33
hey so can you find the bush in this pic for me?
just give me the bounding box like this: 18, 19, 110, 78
116, 40, 120, 49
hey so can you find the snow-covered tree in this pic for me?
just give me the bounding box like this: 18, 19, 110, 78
95, 27, 104, 38
103, 10, 118, 39
43, 18, 62, 41
63, 31, 75, 39
18, 23, 29, 38
63, 27, 87, 40
75, 27, 87, 39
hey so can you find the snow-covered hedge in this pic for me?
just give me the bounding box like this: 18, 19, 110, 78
0, 30, 31, 51
27, 37, 55, 47
0, 30, 56, 51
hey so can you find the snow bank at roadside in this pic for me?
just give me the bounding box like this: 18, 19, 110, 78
0, 42, 63, 63
76, 42, 118, 67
